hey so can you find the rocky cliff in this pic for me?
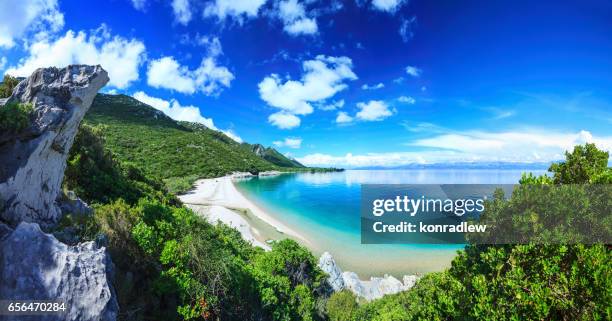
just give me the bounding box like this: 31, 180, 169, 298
0, 65, 117, 321
0, 65, 108, 226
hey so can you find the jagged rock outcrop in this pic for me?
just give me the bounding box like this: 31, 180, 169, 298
318, 252, 419, 301
0, 66, 116, 321
318, 252, 345, 291
0, 65, 108, 226
0, 223, 118, 321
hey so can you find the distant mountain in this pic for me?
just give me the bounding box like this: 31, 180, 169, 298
355, 162, 552, 170
244, 143, 305, 168
83, 94, 304, 181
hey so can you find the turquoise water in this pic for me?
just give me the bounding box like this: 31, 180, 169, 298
235, 169, 544, 277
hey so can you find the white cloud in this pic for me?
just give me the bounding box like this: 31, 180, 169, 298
277, 0, 318, 36
361, 82, 384, 90
318, 99, 344, 111
0, 0, 64, 48
133, 91, 242, 142
285, 18, 318, 35
259, 55, 357, 128
172, 0, 192, 25
6, 27, 146, 89
268, 112, 301, 129
356, 100, 394, 121
130, 0, 147, 11
399, 16, 417, 42
297, 129, 612, 167
405, 65, 421, 77
273, 137, 302, 149
371, 0, 406, 13
147, 55, 233, 95
204, 0, 266, 21
336, 111, 353, 123
0, 57, 7, 71
398, 96, 415, 104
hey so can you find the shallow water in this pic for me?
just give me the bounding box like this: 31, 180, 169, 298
235, 169, 545, 277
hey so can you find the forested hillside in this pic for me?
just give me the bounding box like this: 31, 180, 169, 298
83, 94, 305, 192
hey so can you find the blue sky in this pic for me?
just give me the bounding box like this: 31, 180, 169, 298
1, 0, 611, 167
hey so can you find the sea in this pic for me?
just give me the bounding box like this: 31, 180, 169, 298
234, 169, 546, 277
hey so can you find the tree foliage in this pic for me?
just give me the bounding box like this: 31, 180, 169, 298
327, 144, 612, 321
0, 74, 20, 98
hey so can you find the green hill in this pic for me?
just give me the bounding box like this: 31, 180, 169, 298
243, 143, 305, 168
83, 94, 305, 191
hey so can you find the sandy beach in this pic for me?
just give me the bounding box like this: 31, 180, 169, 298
178, 174, 309, 250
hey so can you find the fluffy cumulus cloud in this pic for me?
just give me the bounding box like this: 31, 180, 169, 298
361, 82, 384, 90
371, 0, 407, 13
268, 112, 301, 129
405, 65, 421, 77
259, 55, 357, 128
277, 0, 318, 36
356, 100, 395, 121
0, 0, 64, 48
172, 0, 192, 25
6, 26, 146, 89
204, 0, 267, 21
335, 111, 353, 124
297, 129, 612, 167
398, 95, 415, 104
133, 91, 242, 142
147, 39, 234, 95
273, 137, 302, 149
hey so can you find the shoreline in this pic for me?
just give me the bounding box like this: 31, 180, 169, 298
178, 172, 420, 300
178, 174, 310, 248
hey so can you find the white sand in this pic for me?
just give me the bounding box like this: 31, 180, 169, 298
178, 175, 309, 249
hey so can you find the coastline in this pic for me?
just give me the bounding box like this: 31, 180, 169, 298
178, 172, 420, 300
178, 173, 310, 249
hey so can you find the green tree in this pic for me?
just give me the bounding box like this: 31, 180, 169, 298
0, 75, 20, 98
549, 143, 609, 184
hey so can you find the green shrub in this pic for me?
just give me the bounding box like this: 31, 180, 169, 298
0, 102, 32, 134
0, 75, 19, 98
326, 291, 359, 321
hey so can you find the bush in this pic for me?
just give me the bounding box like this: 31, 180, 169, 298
0, 75, 19, 98
0, 102, 32, 134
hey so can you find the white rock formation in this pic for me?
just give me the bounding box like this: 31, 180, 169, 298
317, 252, 419, 301
0, 65, 109, 226
0, 66, 117, 321
0, 222, 118, 321
318, 252, 345, 291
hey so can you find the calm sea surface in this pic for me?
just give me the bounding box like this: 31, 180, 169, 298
235, 169, 545, 277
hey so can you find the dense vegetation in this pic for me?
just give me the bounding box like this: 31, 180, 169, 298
59, 123, 331, 321
83, 94, 309, 193
325, 143, 612, 321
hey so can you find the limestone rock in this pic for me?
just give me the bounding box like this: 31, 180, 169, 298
0, 65, 109, 226
318, 252, 345, 291
0, 222, 118, 321
318, 252, 419, 301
